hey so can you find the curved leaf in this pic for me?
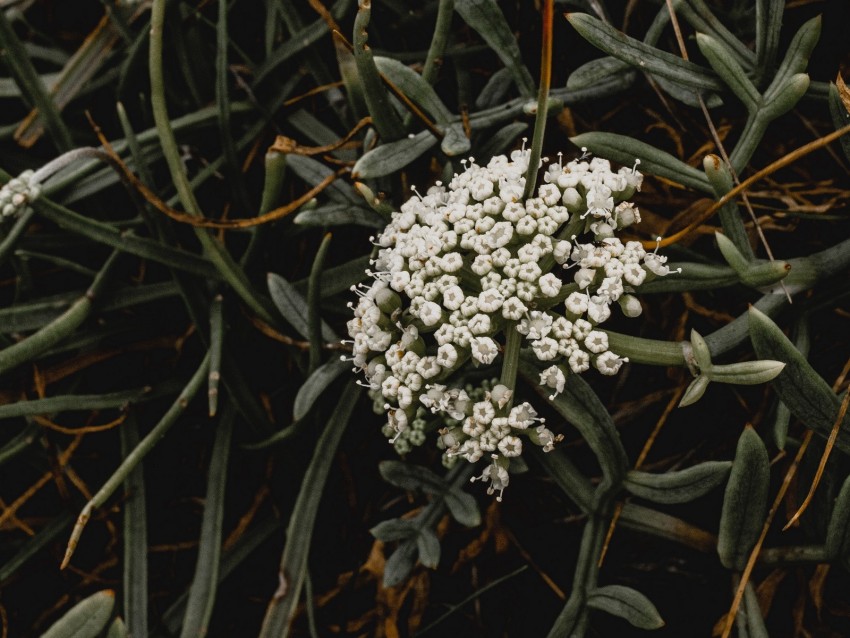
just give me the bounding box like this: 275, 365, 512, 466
41, 590, 115, 638
352, 130, 438, 179
624, 461, 732, 504
717, 427, 770, 570
586, 585, 664, 630
749, 306, 850, 453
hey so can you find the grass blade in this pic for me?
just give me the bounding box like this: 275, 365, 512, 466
120, 412, 148, 638
180, 405, 235, 638
258, 381, 361, 638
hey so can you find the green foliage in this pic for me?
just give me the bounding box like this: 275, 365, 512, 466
0, 0, 847, 636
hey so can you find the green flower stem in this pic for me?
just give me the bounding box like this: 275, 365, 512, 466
604, 331, 685, 366
499, 321, 522, 406
120, 413, 148, 638
0, 249, 121, 377
62, 351, 211, 569
421, 0, 455, 85
522, 0, 554, 201
308, 234, 332, 374
149, 0, 277, 327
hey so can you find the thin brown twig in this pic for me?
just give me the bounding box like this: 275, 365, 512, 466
782, 357, 850, 530
269, 116, 371, 156
649, 122, 850, 249
661, 0, 791, 301
87, 112, 349, 228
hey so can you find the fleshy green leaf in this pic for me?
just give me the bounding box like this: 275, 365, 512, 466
267, 272, 336, 342
293, 358, 349, 422
352, 130, 438, 179
370, 519, 418, 542
826, 474, 850, 560
444, 491, 481, 527
586, 585, 665, 630
294, 204, 386, 229
416, 527, 441, 568
749, 306, 850, 453
40, 590, 115, 638
570, 132, 712, 193
383, 540, 418, 587
567, 13, 723, 93
455, 0, 535, 97
624, 461, 732, 504
379, 460, 450, 494
717, 427, 770, 570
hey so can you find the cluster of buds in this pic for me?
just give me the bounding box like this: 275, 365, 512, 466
346, 146, 673, 497
0, 170, 40, 218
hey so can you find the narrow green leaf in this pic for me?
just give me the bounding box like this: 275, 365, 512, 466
624, 461, 732, 504
444, 491, 481, 527
106, 617, 128, 638
257, 382, 361, 638
696, 33, 760, 112
586, 585, 664, 630
671, 0, 755, 67
352, 130, 439, 179
308, 233, 332, 374
383, 539, 418, 587
678, 374, 710, 407
0, 386, 158, 419
755, 0, 784, 81
567, 57, 632, 92
374, 56, 453, 122
567, 13, 723, 92
570, 132, 712, 193
379, 460, 450, 494
294, 204, 385, 229
180, 407, 234, 638
475, 67, 513, 109
455, 0, 535, 97
416, 528, 441, 568
40, 590, 115, 638
33, 199, 221, 281
0, 513, 72, 583
287, 155, 357, 203
293, 359, 349, 422
0, 10, 72, 151
826, 475, 850, 559
766, 15, 820, 99
267, 272, 336, 342
706, 360, 786, 385
742, 582, 769, 638
717, 427, 770, 570
829, 83, 850, 164
120, 413, 147, 638
353, 0, 406, 142
749, 306, 850, 453
370, 519, 418, 542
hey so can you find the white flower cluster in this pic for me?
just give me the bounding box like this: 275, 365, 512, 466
0, 170, 40, 218
345, 147, 673, 497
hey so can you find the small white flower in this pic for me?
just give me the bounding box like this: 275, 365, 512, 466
538, 273, 562, 297
436, 343, 458, 368
568, 350, 590, 373
468, 313, 492, 335
470, 336, 499, 364
595, 351, 628, 375
532, 337, 559, 361
539, 365, 566, 399
502, 297, 528, 320
477, 288, 505, 313
498, 435, 523, 457
508, 402, 540, 429
419, 301, 443, 327
584, 330, 609, 354
565, 292, 589, 316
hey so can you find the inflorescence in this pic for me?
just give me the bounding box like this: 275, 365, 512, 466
345, 146, 673, 499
